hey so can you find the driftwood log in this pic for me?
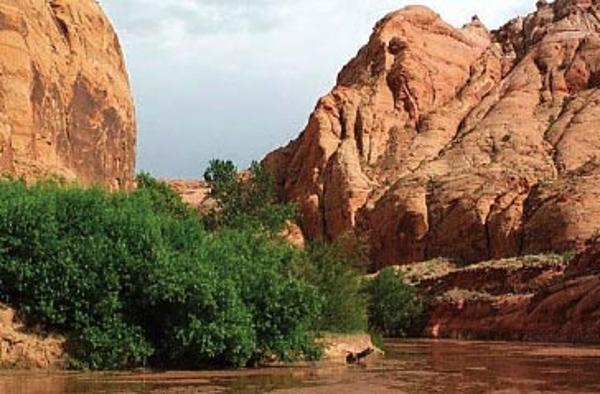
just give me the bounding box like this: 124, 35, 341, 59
345, 347, 374, 364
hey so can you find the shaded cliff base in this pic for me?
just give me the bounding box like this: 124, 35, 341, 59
398, 242, 600, 343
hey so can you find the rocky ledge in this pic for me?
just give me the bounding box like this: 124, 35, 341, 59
399, 242, 600, 343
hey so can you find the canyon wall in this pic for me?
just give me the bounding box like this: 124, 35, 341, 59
0, 0, 136, 189
265, 0, 600, 268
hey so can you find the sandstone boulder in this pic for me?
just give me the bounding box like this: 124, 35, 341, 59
0, 0, 136, 189
0, 305, 64, 369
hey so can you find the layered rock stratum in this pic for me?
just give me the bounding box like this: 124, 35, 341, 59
0, 0, 136, 189
265, 0, 600, 268
401, 242, 600, 343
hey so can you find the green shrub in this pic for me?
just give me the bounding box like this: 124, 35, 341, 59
135, 172, 195, 219
67, 318, 153, 370
297, 242, 368, 333
0, 179, 321, 369
202, 229, 323, 362
203, 160, 369, 336
0, 168, 397, 370
364, 268, 424, 337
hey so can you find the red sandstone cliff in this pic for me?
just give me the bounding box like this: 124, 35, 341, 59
265, 0, 600, 268
0, 0, 136, 189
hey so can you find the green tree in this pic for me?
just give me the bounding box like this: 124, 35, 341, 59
135, 172, 194, 219
203, 160, 294, 232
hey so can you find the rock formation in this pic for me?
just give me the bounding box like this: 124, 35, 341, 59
0, 0, 136, 189
408, 243, 600, 343
167, 179, 215, 214
265, 1, 600, 268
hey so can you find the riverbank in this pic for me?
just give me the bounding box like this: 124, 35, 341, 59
0, 320, 377, 371
1, 340, 599, 393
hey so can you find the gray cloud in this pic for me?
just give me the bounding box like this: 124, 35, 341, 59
102, 0, 288, 38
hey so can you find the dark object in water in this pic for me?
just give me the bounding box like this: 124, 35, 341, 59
346, 347, 374, 364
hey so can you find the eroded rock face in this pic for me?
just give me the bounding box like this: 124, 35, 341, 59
0, 0, 136, 189
417, 245, 600, 343
265, 1, 600, 268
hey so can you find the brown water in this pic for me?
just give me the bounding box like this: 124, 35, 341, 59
1, 340, 600, 394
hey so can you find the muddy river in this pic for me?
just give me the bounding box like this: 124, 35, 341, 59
1, 340, 599, 393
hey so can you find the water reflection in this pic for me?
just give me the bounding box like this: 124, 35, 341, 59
1, 340, 599, 393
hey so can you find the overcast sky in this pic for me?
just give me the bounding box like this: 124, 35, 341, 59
99, 0, 535, 178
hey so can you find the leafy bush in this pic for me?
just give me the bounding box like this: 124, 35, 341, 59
203, 160, 295, 232
135, 172, 194, 219
0, 179, 321, 369
67, 318, 153, 370
203, 160, 368, 335
297, 242, 368, 333
201, 229, 322, 362
364, 267, 424, 337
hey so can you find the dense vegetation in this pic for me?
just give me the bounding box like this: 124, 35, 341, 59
298, 242, 368, 333
0, 176, 319, 369
0, 160, 424, 370
364, 268, 424, 337
203, 160, 370, 334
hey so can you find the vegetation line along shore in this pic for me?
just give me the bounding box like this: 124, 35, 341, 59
0, 161, 423, 370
